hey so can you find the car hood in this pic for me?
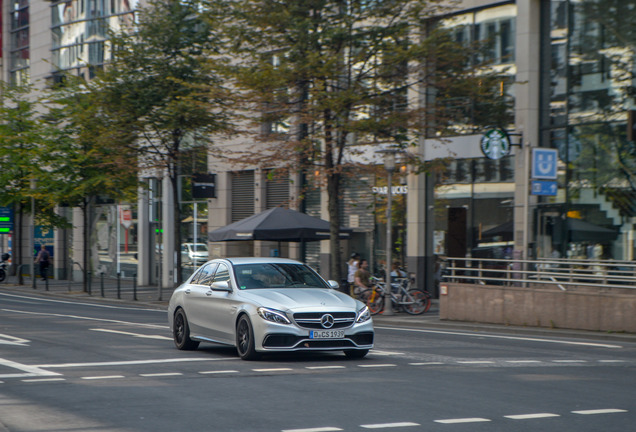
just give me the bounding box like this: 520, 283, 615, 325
238, 288, 358, 311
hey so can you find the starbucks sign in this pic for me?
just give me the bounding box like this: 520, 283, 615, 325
480, 128, 511, 160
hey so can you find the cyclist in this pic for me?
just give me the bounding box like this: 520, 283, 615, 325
353, 259, 372, 296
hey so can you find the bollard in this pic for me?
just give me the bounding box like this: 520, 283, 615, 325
45, 276, 49, 291
117, 272, 121, 299
100, 273, 105, 297
133, 274, 137, 301
88, 271, 92, 295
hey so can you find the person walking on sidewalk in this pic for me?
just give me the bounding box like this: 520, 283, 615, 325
35, 245, 50, 281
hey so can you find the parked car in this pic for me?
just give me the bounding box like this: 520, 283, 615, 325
168, 257, 374, 360
181, 243, 209, 263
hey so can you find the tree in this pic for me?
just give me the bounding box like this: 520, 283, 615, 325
91, 0, 233, 284
41, 76, 140, 287
0, 83, 48, 269
212, 0, 511, 280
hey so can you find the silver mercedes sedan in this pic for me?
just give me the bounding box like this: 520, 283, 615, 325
168, 257, 374, 360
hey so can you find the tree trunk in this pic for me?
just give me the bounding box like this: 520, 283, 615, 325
170, 168, 183, 286
324, 111, 342, 282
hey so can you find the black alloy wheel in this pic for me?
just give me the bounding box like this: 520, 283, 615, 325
173, 308, 199, 350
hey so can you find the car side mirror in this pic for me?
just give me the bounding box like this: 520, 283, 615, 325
211, 280, 231, 292
327, 280, 339, 290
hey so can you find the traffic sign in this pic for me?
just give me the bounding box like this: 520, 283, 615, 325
532, 148, 558, 179
531, 180, 558, 196
0, 207, 13, 234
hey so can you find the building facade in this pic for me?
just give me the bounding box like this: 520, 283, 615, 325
2, 0, 635, 292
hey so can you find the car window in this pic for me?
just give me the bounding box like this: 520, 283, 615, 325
212, 263, 230, 283
191, 263, 217, 285
234, 263, 328, 289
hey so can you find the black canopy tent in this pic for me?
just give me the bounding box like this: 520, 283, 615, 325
208, 207, 352, 243
481, 218, 618, 244
565, 218, 618, 242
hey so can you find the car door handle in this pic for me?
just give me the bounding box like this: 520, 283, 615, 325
185, 289, 191, 294
206, 291, 213, 296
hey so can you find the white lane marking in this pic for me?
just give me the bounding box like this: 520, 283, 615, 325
598, 360, 625, 363
81, 375, 125, 380
0, 357, 62, 379
409, 362, 444, 366
457, 361, 494, 364
305, 366, 346, 370
22, 378, 66, 383
282, 427, 343, 432
361, 422, 420, 428
0, 333, 30, 346
375, 326, 623, 349
435, 418, 491, 424
252, 368, 293, 372
553, 360, 587, 363
37, 357, 232, 369
3, 308, 167, 329
358, 364, 397, 368
91, 328, 172, 340
504, 413, 560, 420
139, 372, 182, 377
506, 360, 541, 364
0, 292, 164, 312
199, 370, 239, 375
371, 350, 405, 356
572, 409, 628, 415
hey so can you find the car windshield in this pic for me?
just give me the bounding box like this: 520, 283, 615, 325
193, 244, 208, 252
234, 263, 328, 290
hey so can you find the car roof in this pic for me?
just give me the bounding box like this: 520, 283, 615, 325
223, 257, 304, 265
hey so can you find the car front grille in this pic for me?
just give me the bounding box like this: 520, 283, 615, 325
262, 333, 365, 349
292, 312, 357, 329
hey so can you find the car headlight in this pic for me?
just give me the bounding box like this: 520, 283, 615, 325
356, 305, 371, 323
257, 307, 291, 324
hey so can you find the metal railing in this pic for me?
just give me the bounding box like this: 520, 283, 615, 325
443, 257, 636, 291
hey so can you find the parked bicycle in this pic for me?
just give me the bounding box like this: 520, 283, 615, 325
0, 253, 10, 283
358, 276, 431, 315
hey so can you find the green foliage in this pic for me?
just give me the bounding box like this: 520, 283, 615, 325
212, 0, 511, 279
0, 82, 44, 211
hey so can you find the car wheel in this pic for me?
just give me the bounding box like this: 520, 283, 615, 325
344, 349, 369, 359
173, 308, 199, 350
236, 315, 259, 360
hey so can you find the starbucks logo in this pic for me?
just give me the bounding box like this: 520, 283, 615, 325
481, 129, 511, 160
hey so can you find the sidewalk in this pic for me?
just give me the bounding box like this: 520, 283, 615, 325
2, 275, 634, 343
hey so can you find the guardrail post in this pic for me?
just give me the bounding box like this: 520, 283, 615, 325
117, 272, 121, 299
133, 274, 137, 301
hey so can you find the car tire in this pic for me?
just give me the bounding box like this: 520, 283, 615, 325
344, 349, 369, 359
173, 308, 199, 351
236, 315, 259, 360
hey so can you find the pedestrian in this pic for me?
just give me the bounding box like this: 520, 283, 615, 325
35, 245, 50, 281
390, 261, 407, 279
347, 253, 360, 296
353, 258, 372, 296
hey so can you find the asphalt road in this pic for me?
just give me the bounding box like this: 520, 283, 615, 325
0, 288, 634, 432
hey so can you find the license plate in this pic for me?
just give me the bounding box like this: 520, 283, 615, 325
310, 329, 345, 339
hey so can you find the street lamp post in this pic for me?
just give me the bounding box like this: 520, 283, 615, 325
381, 150, 397, 316
30, 179, 36, 289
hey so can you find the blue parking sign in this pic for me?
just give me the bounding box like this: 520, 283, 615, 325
532, 148, 558, 179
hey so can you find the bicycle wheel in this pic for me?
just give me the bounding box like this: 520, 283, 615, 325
403, 289, 431, 315
359, 288, 384, 315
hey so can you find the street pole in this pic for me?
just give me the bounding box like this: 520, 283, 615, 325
383, 151, 396, 316
385, 169, 394, 315
30, 179, 36, 289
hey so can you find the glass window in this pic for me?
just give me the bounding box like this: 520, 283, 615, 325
234, 263, 327, 290
212, 263, 230, 283
191, 263, 217, 285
